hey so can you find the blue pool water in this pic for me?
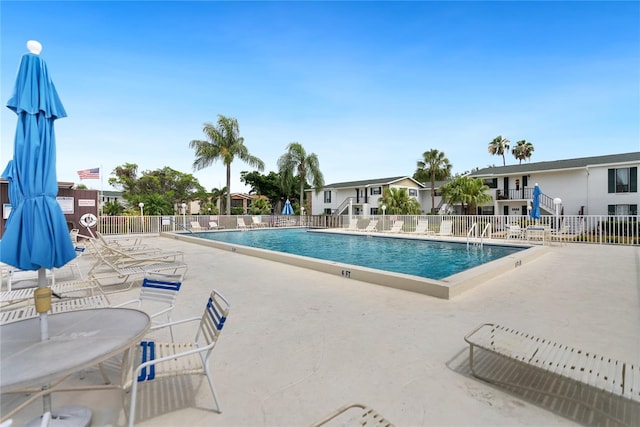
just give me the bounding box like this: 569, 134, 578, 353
193, 228, 524, 280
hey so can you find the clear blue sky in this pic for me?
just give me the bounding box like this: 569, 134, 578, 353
2, 1, 639, 194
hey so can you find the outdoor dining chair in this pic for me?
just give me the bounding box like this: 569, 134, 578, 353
123, 289, 230, 427
115, 271, 184, 341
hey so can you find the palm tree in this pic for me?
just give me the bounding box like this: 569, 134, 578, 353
413, 149, 452, 213
190, 115, 264, 215
277, 142, 324, 210
488, 136, 510, 166
440, 176, 492, 214
378, 187, 421, 215
512, 140, 535, 164
210, 186, 227, 214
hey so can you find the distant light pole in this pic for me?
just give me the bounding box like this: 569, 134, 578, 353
554, 198, 562, 230
138, 202, 144, 217
181, 202, 187, 229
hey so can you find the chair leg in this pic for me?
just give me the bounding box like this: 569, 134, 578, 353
128, 381, 139, 427
204, 366, 222, 413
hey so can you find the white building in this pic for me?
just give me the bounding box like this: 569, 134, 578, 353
308, 152, 639, 217
307, 176, 424, 216
468, 152, 639, 216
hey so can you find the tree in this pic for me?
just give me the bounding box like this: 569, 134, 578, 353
488, 136, 510, 166
102, 200, 124, 216
210, 186, 227, 215
129, 193, 174, 215
440, 176, 492, 215
240, 171, 284, 207
277, 142, 324, 211
108, 163, 139, 195
190, 115, 265, 215
248, 198, 272, 215
512, 140, 535, 164
378, 187, 421, 215
413, 149, 452, 214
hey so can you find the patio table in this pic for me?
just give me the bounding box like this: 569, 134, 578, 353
1, 308, 150, 425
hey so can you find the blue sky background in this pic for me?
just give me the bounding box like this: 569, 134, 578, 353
1, 1, 639, 195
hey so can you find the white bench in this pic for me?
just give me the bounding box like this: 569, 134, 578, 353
464, 323, 639, 408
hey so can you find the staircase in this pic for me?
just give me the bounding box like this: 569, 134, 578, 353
332, 197, 354, 216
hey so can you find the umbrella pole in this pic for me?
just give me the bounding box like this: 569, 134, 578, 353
37, 268, 49, 341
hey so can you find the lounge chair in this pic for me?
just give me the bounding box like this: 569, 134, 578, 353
359, 219, 378, 232
384, 220, 404, 233
436, 220, 453, 236
209, 221, 223, 230
310, 403, 394, 427
124, 289, 231, 427
1, 294, 110, 325
464, 323, 640, 416
252, 216, 268, 228
190, 221, 204, 231
237, 217, 250, 230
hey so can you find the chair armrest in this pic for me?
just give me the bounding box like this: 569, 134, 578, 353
149, 315, 201, 331
113, 299, 140, 308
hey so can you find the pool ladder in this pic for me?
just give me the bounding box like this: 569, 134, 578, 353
467, 222, 492, 248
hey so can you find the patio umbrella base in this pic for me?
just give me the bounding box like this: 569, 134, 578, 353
25, 406, 92, 427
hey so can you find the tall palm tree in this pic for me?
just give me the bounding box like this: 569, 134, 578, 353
512, 140, 535, 164
277, 142, 324, 210
190, 115, 264, 215
413, 149, 452, 213
488, 135, 510, 166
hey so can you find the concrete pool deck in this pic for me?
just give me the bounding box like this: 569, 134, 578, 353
3, 236, 639, 426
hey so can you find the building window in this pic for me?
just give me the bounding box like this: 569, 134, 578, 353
371, 207, 379, 215
477, 206, 495, 215
408, 189, 418, 197
324, 191, 332, 203
324, 208, 332, 215
608, 167, 637, 193
483, 178, 498, 189
370, 187, 381, 195
608, 204, 638, 216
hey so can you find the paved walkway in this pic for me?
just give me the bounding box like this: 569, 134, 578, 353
3, 236, 639, 426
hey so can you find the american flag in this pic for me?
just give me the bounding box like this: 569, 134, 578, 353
77, 168, 100, 180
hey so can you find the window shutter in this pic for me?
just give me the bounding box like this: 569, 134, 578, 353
608, 205, 615, 215
608, 169, 615, 193
630, 167, 637, 192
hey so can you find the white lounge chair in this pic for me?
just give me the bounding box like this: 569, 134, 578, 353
384, 220, 404, 233
359, 219, 378, 232
436, 220, 453, 236
464, 323, 640, 412
237, 218, 250, 230
209, 221, 222, 230
190, 221, 204, 231
252, 216, 268, 228
310, 403, 395, 427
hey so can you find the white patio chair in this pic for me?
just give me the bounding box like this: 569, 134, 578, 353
384, 220, 404, 233
209, 221, 222, 229
115, 271, 184, 341
359, 219, 378, 232
237, 217, 250, 229
190, 221, 203, 231
123, 289, 230, 427
506, 224, 524, 240
436, 220, 453, 236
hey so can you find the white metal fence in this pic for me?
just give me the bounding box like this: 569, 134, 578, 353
97, 214, 639, 246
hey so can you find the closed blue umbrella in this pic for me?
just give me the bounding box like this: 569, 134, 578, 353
0, 41, 76, 339
530, 183, 541, 220
282, 199, 294, 215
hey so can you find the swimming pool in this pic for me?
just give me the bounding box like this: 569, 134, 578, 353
191, 228, 523, 280
170, 227, 544, 299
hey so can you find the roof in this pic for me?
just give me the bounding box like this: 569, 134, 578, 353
324, 176, 425, 189
469, 152, 640, 176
